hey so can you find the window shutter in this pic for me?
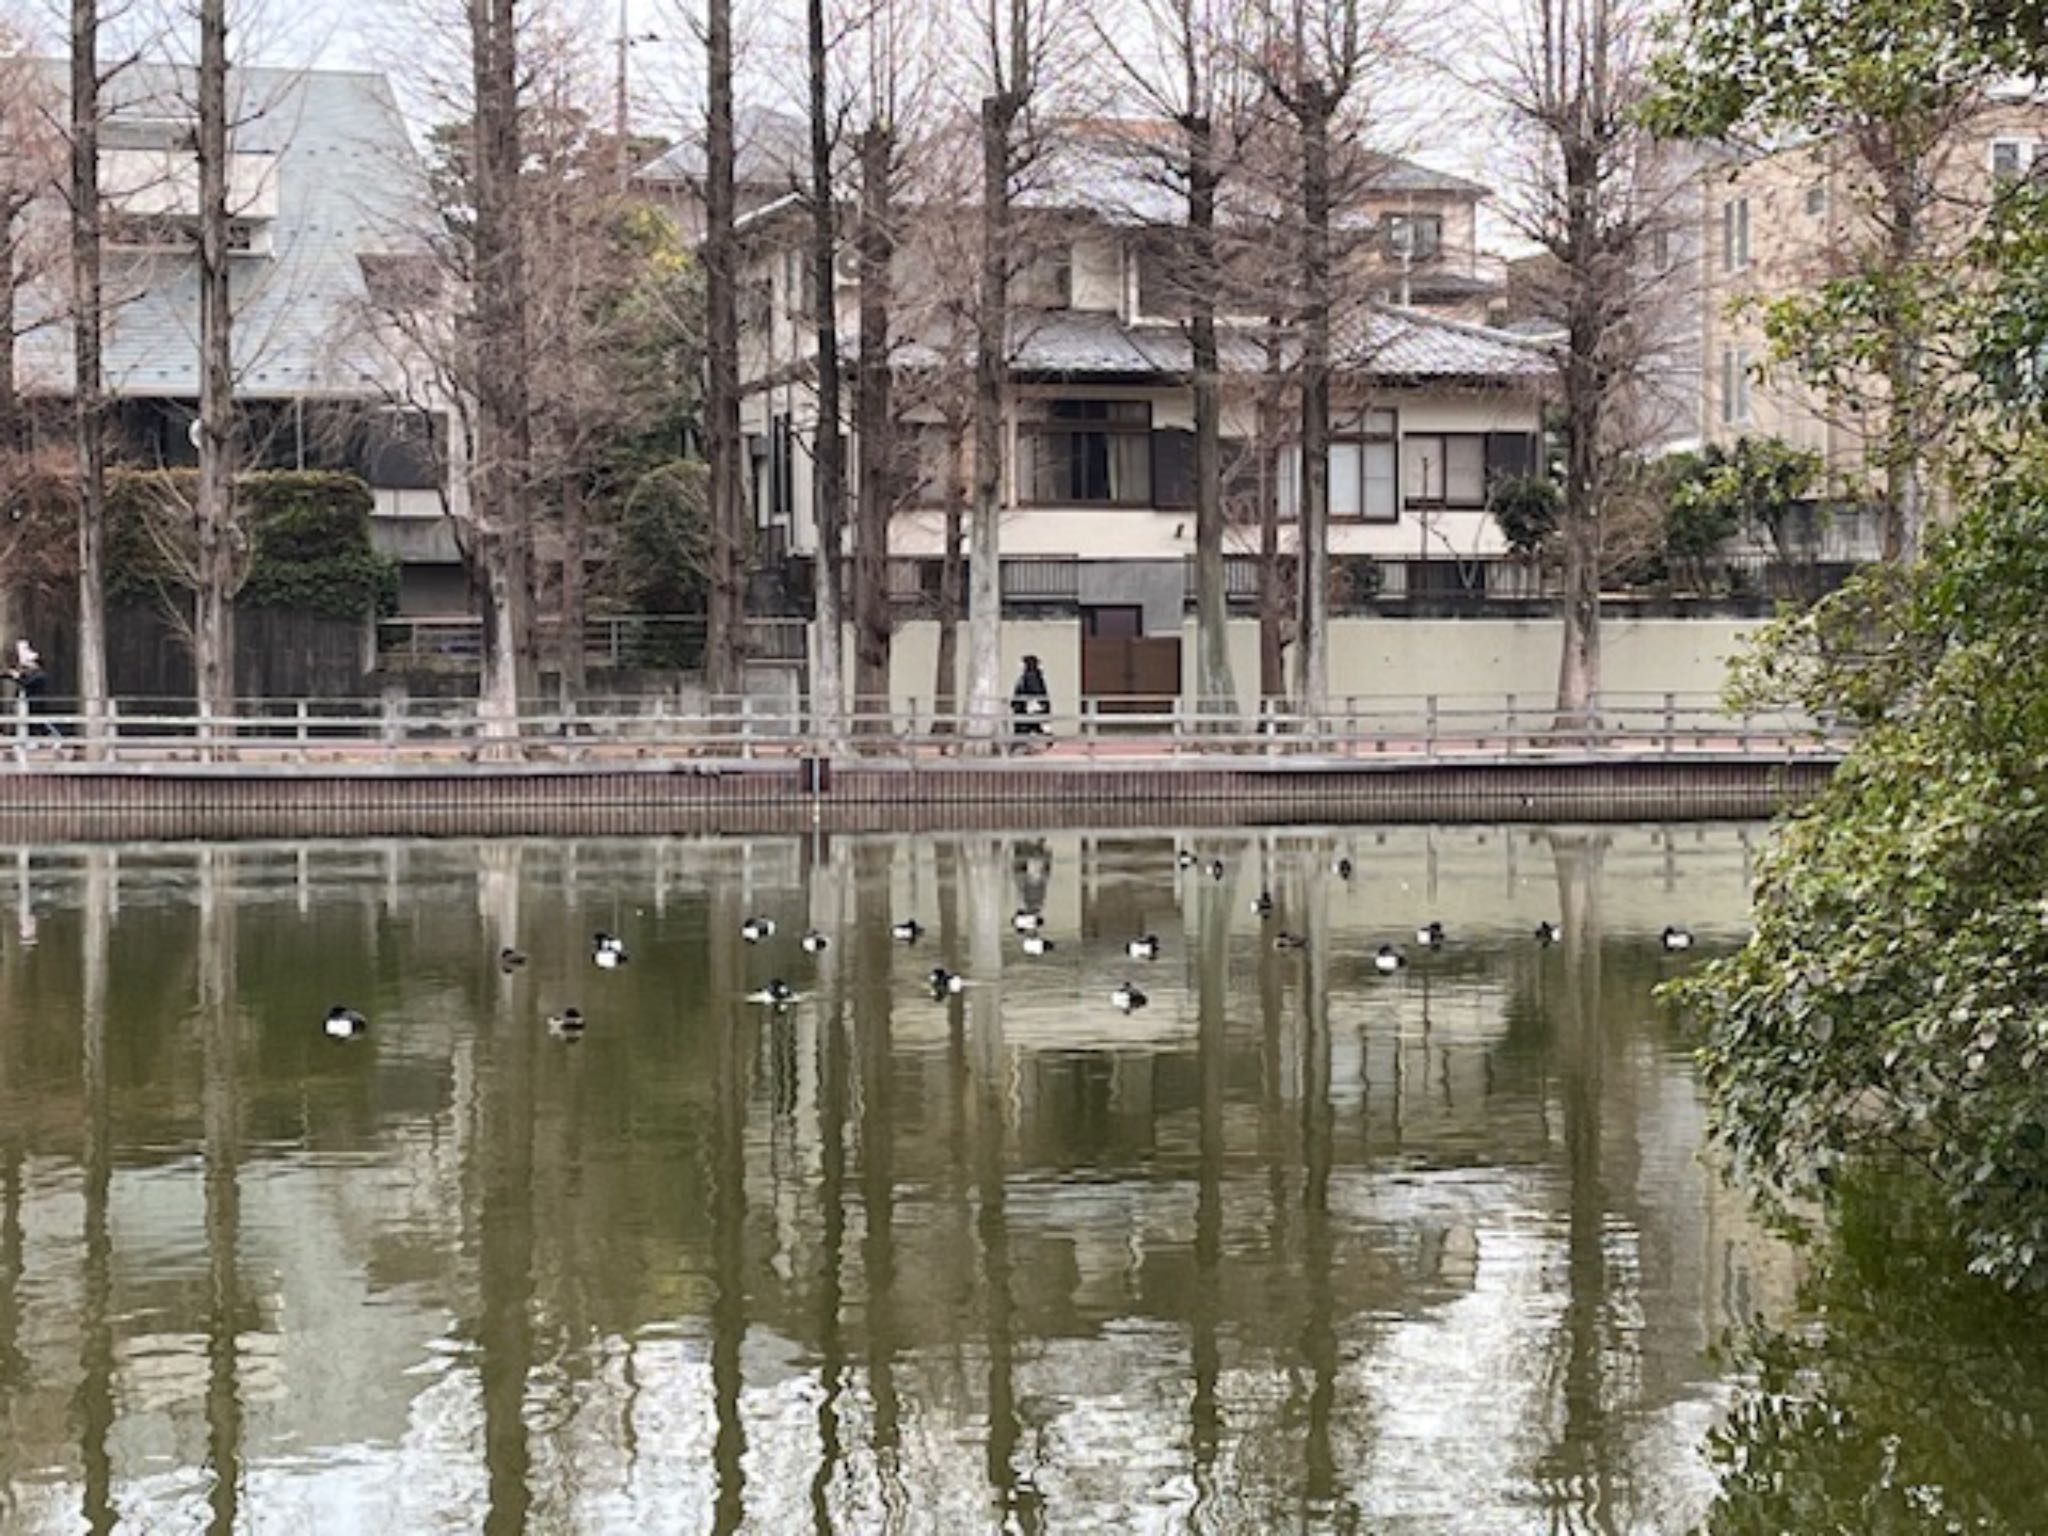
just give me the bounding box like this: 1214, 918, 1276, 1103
1152, 428, 1195, 510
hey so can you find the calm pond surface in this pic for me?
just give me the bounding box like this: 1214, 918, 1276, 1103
0, 825, 1848, 1531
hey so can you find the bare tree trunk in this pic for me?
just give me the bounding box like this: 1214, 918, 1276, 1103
558, 475, 587, 703
806, 0, 847, 754
1554, 132, 1604, 729
71, 0, 109, 750
703, 0, 745, 710
966, 94, 1017, 744
1256, 375, 1286, 711
933, 415, 966, 732
194, 0, 236, 749
1295, 82, 1332, 724
852, 124, 896, 738
0, 195, 20, 639
1188, 111, 1235, 725
470, 0, 534, 748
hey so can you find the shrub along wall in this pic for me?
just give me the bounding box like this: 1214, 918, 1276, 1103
28, 471, 392, 702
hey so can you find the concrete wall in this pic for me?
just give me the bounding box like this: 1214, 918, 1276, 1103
1179, 615, 1761, 720
884, 619, 1081, 727
878, 613, 1761, 725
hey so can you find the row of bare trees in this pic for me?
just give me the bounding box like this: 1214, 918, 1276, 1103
741, 0, 1683, 732
2, 0, 1688, 739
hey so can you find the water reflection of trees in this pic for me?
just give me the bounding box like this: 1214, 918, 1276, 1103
0, 828, 1799, 1531
1703, 1178, 2048, 1534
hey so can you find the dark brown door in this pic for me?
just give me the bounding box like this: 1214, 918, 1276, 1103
1081, 607, 1181, 717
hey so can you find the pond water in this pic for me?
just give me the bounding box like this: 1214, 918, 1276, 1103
0, 825, 1812, 1532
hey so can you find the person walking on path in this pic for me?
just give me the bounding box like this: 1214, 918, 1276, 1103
5, 639, 61, 740
1011, 654, 1051, 749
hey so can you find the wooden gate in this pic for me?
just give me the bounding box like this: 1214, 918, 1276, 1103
1081, 634, 1183, 716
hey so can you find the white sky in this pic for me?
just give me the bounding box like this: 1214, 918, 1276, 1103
10, 0, 1530, 254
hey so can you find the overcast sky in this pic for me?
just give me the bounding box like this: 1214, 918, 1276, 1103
13, 0, 1526, 252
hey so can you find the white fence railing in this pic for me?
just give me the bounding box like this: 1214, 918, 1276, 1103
6, 691, 1847, 767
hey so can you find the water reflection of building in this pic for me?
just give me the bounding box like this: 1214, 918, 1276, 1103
0, 828, 1796, 1531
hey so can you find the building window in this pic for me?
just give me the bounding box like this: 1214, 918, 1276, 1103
1331, 408, 1398, 521
1020, 399, 1152, 505
1805, 180, 1828, 216
770, 413, 794, 516
1402, 432, 1487, 508
1015, 243, 1073, 309
1134, 238, 1188, 320
1991, 139, 2044, 183
1383, 213, 1442, 263
1722, 196, 1750, 272
1720, 345, 1752, 425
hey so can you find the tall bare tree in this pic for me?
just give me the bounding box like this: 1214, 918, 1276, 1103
192, 0, 237, 736
1489, 0, 1664, 723
965, 0, 1038, 743
468, 0, 536, 742
851, 117, 896, 733
702, 0, 745, 706
1088, 0, 1247, 722
805, 0, 848, 750
1252, 0, 1396, 719
0, 37, 66, 649
71, 0, 111, 746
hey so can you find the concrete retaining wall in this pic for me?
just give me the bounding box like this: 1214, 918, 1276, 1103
0, 756, 1831, 842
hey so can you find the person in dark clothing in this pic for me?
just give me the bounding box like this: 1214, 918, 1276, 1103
4, 639, 60, 739
1011, 654, 1051, 743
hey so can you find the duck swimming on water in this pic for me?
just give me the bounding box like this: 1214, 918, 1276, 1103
325, 1005, 368, 1039
1251, 891, 1275, 919
1415, 921, 1445, 949
1021, 934, 1055, 956
1112, 982, 1148, 1012
1127, 934, 1162, 961
499, 947, 528, 970
1662, 925, 1695, 952
547, 1007, 586, 1037
1534, 921, 1560, 945
592, 933, 628, 969
801, 931, 830, 954
927, 967, 966, 997
1012, 909, 1045, 934
1374, 946, 1406, 975
741, 916, 776, 944
748, 978, 800, 1006
891, 919, 923, 944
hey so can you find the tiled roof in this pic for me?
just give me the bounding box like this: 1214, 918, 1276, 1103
633, 106, 810, 189
15, 63, 429, 401
923, 306, 1552, 383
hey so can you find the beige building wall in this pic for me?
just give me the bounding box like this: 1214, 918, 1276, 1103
1701, 96, 2048, 494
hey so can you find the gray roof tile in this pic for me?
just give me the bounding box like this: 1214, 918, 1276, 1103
16, 63, 429, 402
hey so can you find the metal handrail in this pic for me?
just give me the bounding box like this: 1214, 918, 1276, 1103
7, 690, 1846, 767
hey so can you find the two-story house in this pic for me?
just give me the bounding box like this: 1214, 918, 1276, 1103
734, 123, 1551, 707
12, 62, 464, 616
